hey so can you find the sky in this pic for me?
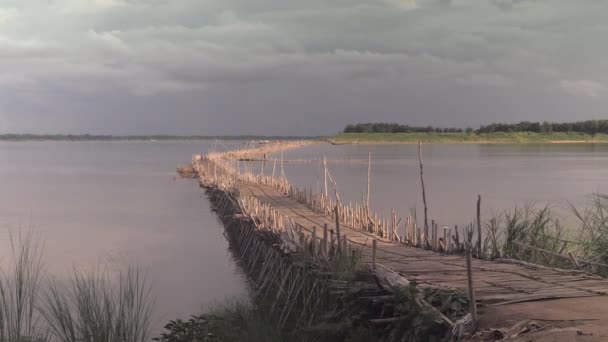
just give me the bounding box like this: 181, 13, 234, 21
0, 0, 607, 135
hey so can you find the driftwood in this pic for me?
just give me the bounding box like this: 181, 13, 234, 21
374, 264, 455, 327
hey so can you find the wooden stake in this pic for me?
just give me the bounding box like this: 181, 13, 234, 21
431, 219, 436, 250
372, 239, 377, 270
323, 156, 328, 198
477, 195, 482, 258
465, 243, 478, 324
418, 142, 429, 244
311, 226, 317, 256
322, 224, 328, 255
367, 152, 371, 208
335, 203, 341, 253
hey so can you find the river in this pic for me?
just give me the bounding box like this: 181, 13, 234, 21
3, 141, 608, 330
0, 140, 248, 328
269, 143, 608, 229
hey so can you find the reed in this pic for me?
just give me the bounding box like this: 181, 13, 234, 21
570, 193, 608, 266
486, 205, 566, 264
40, 267, 153, 342
0, 231, 46, 342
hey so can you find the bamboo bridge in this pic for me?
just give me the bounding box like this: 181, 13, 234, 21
185, 141, 608, 341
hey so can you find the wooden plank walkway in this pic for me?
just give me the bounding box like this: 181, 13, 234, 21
240, 181, 608, 307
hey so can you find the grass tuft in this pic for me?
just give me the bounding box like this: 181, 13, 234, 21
0, 231, 46, 342
40, 266, 153, 342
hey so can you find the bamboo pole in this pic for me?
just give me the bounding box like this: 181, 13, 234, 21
311, 226, 317, 256
477, 195, 482, 258
465, 243, 478, 324
335, 203, 341, 253
323, 156, 328, 198
367, 152, 371, 208
322, 224, 328, 256
418, 142, 429, 245
372, 239, 377, 270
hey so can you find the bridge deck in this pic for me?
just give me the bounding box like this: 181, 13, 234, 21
240, 181, 608, 307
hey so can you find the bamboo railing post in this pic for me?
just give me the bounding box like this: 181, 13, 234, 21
477, 195, 482, 258
323, 156, 328, 198
465, 243, 478, 324
322, 224, 328, 255
431, 219, 436, 250
418, 141, 429, 243
372, 239, 377, 270
367, 152, 371, 208
335, 202, 341, 253
330, 230, 335, 255
311, 226, 317, 256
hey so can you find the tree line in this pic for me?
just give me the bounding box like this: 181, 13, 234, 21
344, 120, 608, 135
343, 123, 470, 134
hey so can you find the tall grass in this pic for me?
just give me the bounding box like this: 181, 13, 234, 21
501, 205, 565, 259
0, 231, 45, 342
570, 193, 608, 265
0, 229, 154, 342
479, 204, 573, 268
40, 267, 153, 342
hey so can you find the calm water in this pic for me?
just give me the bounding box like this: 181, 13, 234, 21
269, 143, 608, 228
3, 141, 608, 329
0, 140, 248, 328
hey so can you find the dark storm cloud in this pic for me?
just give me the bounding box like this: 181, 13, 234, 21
0, 0, 606, 135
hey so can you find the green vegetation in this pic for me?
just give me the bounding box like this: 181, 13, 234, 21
41, 267, 153, 342
155, 285, 459, 342
153, 299, 283, 342
344, 120, 608, 135
476, 195, 608, 275
483, 205, 572, 267
338, 120, 608, 144
331, 132, 608, 144
0, 232, 45, 341
571, 193, 608, 267
0, 232, 154, 342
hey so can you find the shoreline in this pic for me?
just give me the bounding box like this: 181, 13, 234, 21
328, 140, 608, 145
329, 132, 608, 145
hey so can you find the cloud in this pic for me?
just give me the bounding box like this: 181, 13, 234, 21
0, 0, 607, 134
0, 7, 17, 23
52, 0, 128, 14
560, 80, 607, 98
383, 0, 419, 11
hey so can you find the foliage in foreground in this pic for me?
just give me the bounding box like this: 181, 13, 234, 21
0, 231, 154, 342
155, 284, 460, 342
154, 300, 282, 342
570, 193, 608, 267
41, 267, 153, 342
0, 232, 45, 342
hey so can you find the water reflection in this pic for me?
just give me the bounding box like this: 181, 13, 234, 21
258, 143, 608, 228
0, 141, 248, 328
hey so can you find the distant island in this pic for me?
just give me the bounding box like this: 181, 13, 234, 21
332, 121, 608, 144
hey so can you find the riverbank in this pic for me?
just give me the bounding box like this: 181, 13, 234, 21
330, 132, 608, 144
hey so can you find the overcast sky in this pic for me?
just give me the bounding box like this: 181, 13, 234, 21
0, 0, 606, 135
